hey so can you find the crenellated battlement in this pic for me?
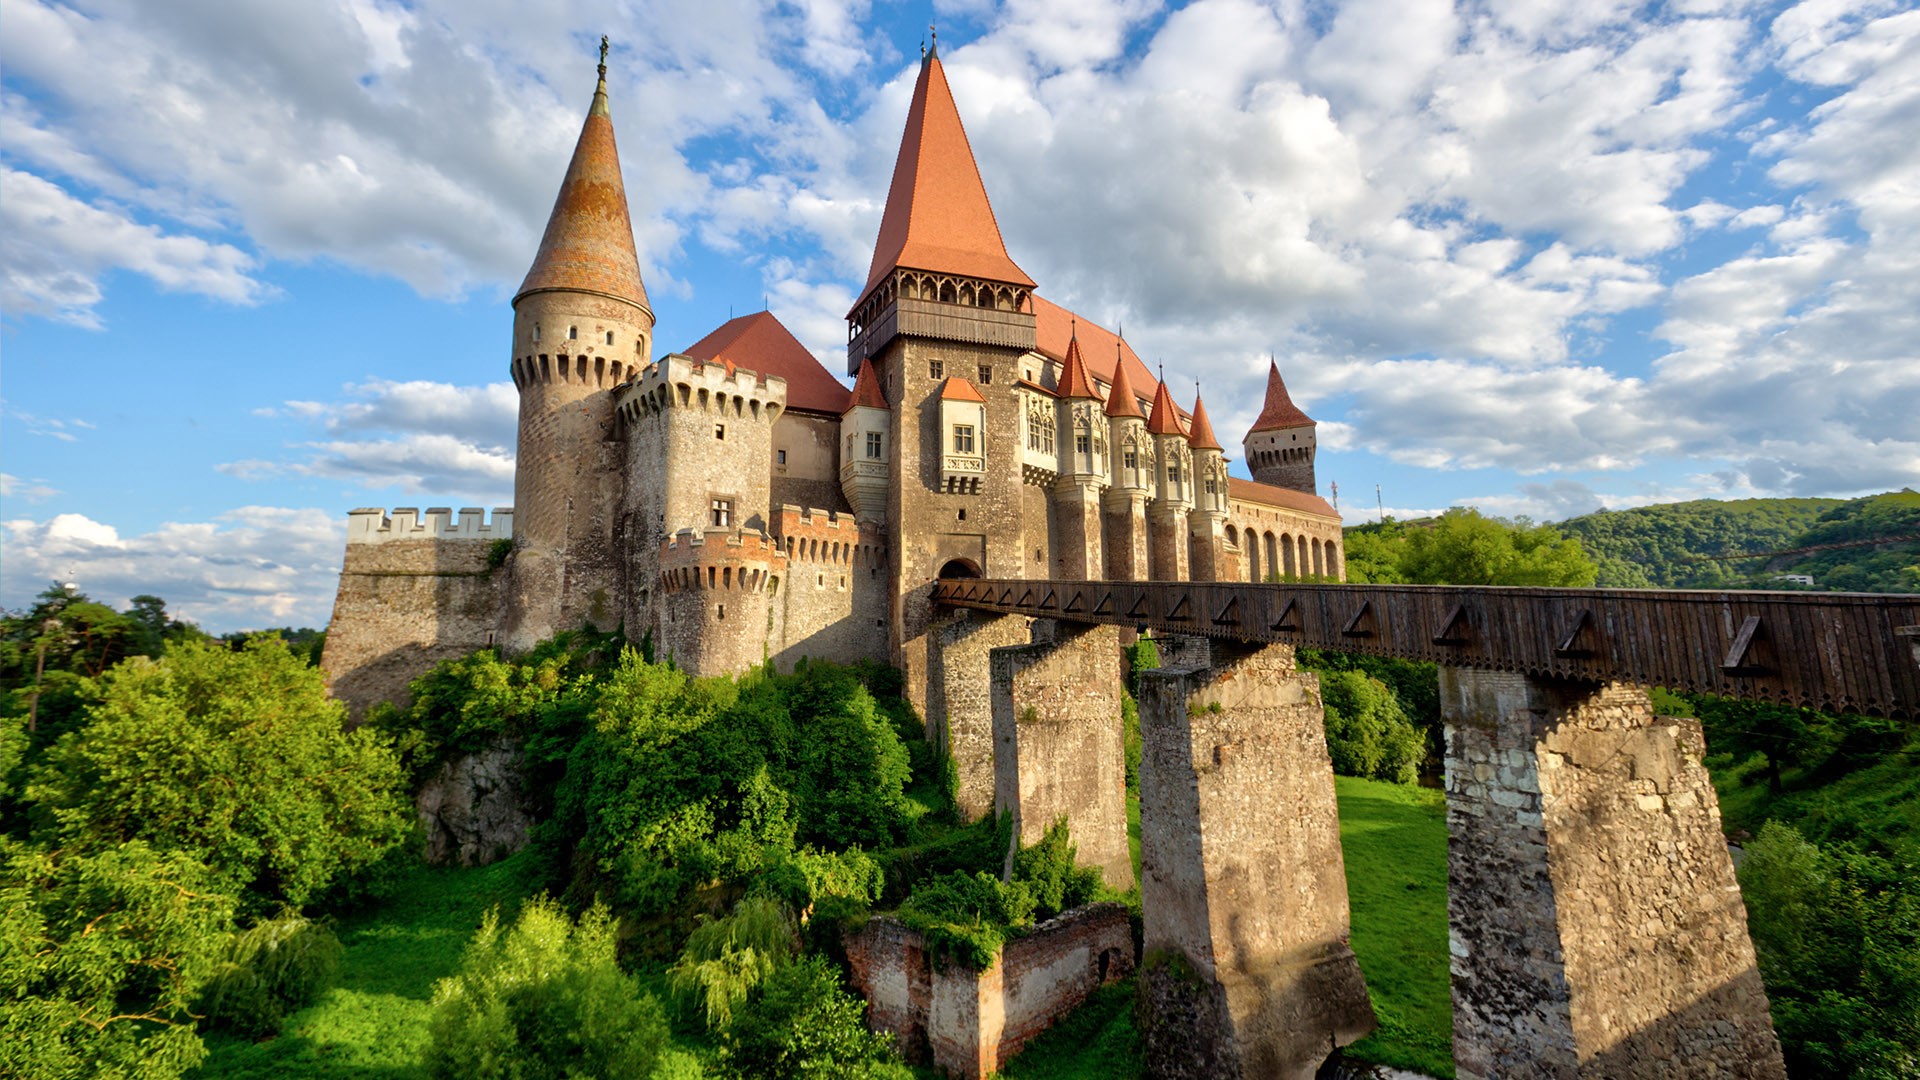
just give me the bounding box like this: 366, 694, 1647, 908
774, 504, 887, 567
616, 352, 789, 426
346, 506, 514, 544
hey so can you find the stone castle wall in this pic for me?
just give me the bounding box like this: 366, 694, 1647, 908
844, 903, 1134, 1079
322, 507, 510, 719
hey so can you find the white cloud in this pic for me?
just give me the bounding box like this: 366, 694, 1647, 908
0, 508, 345, 633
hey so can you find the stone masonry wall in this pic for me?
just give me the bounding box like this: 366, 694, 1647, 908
845, 903, 1134, 1079
989, 621, 1133, 889
1441, 667, 1785, 1080
1136, 638, 1375, 1080
322, 510, 508, 720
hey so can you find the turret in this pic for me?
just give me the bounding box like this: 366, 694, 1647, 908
1244, 360, 1316, 495
503, 44, 654, 649
840, 359, 891, 523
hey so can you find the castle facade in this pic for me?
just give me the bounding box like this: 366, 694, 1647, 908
322, 47, 1344, 717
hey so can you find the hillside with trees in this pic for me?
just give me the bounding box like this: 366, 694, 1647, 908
1558, 490, 1920, 592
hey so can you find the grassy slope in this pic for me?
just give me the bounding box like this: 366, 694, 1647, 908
197, 777, 1455, 1080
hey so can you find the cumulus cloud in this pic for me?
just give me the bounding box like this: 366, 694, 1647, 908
229, 379, 516, 500
0, 507, 345, 633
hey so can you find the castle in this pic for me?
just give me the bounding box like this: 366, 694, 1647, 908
321, 45, 1344, 718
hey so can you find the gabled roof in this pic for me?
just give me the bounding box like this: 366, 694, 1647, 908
1187, 393, 1223, 451
1145, 376, 1184, 435
845, 358, 888, 412
939, 376, 986, 403
1227, 477, 1338, 518
1249, 360, 1315, 432
683, 311, 850, 415
515, 67, 649, 312
1103, 345, 1146, 419
1055, 328, 1100, 400
863, 51, 1034, 294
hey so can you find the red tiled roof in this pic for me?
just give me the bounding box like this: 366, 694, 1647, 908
939, 376, 986, 403
1103, 345, 1146, 419
1055, 329, 1100, 399
1227, 477, 1337, 518
516, 73, 649, 311
1187, 393, 1223, 451
845, 357, 888, 412
1145, 376, 1184, 435
683, 311, 851, 415
863, 52, 1034, 294
1249, 360, 1315, 432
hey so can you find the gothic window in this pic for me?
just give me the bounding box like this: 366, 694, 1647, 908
929, 359, 944, 380
866, 431, 883, 458
710, 499, 733, 528
953, 425, 975, 454
978, 365, 992, 385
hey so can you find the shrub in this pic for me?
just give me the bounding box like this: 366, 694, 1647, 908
722, 955, 909, 1079
423, 897, 666, 1080
197, 912, 344, 1036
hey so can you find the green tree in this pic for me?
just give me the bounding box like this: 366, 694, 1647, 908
424, 897, 667, 1080
27, 637, 412, 912
0, 839, 234, 1080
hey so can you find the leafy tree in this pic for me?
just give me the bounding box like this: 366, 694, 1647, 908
0, 839, 234, 1080
26, 637, 412, 912
424, 897, 667, 1080
1318, 670, 1425, 784
721, 955, 910, 1080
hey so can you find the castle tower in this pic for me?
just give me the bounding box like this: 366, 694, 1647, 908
1186, 391, 1230, 581
840, 359, 891, 524
1102, 349, 1152, 581
1145, 375, 1192, 581
502, 48, 655, 650
1050, 329, 1108, 579
1245, 360, 1317, 495
844, 41, 1042, 713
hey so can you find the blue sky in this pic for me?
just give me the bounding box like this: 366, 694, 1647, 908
3, 0, 1916, 632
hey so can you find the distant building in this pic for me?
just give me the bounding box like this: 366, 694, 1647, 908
322, 46, 1343, 716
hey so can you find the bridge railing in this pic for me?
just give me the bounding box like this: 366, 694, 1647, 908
933, 579, 1920, 719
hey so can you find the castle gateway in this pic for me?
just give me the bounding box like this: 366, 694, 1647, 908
321, 45, 1342, 718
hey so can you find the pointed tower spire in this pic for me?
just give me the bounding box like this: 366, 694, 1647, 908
1145, 372, 1184, 435
515, 45, 649, 314
1056, 325, 1100, 399
862, 48, 1034, 294
1104, 345, 1145, 418
1249, 359, 1314, 431
1187, 390, 1223, 450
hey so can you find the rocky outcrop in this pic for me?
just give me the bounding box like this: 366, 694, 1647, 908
416, 738, 533, 866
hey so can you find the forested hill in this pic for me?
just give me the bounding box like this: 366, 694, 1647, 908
1557, 489, 1920, 592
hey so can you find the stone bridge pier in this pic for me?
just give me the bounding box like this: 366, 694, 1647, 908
1135, 637, 1375, 1079
1441, 667, 1786, 1079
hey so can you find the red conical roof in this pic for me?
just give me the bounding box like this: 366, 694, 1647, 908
1146, 375, 1184, 435
1104, 346, 1146, 418
1187, 392, 1223, 451
863, 51, 1034, 294
846, 357, 888, 412
1056, 327, 1100, 399
1249, 360, 1315, 431
683, 311, 849, 414
516, 70, 649, 312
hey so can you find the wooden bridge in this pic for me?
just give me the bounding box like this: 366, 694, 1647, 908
934, 578, 1920, 718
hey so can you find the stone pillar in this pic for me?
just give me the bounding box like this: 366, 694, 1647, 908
1148, 506, 1189, 581
989, 621, 1133, 889
1441, 667, 1785, 1080
1136, 640, 1375, 1079
1104, 494, 1150, 581
927, 609, 1032, 821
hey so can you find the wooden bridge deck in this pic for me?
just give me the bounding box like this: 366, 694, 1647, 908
933, 579, 1920, 719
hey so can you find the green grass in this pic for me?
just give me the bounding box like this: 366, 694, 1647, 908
1334, 776, 1454, 1078
194, 850, 545, 1079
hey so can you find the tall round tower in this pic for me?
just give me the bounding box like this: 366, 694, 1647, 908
501, 46, 655, 650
